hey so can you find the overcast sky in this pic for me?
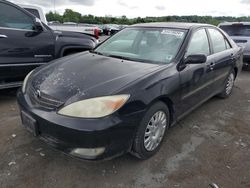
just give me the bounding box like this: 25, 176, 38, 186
11, 0, 250, 18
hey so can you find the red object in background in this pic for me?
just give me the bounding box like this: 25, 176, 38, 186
94, 28, 99, 39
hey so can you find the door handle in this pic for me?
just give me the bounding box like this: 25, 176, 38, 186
0, 34, 7, 38
208, 62, 215, 70
230, 53, 235, 60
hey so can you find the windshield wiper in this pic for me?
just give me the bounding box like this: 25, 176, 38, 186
107, 54, 132, 61
89, 51, 129, 61
89, 50, 104, 56
107, 54, 162, 64
90, 52, 162, 64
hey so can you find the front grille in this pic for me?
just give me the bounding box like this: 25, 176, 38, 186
28, 86, 64, 110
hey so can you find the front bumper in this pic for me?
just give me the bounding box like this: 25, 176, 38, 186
17, 90, 144, 160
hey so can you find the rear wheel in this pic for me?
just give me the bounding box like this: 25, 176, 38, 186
131, 101, 170, 159
218, 71, 235, 98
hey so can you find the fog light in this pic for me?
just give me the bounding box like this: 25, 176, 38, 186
70, 147, 105, 159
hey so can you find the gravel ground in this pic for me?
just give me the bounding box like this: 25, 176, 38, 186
0, 69, 249, 188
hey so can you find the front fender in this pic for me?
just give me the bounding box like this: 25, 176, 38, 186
117, 63, 180, 120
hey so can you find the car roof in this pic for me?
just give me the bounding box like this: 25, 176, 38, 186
219, 22, 250, 26
131, 22, 213, 30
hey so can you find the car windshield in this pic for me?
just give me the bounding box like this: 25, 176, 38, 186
94, 27, 187, 64
220, 25, 250, 36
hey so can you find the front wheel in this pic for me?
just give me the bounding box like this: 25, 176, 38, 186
218, 71, 235, 98
131, 102, 170, 159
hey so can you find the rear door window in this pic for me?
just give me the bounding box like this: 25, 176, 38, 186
208, 28, 227, 54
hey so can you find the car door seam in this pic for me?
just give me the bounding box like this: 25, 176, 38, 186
182, 71, 228, 100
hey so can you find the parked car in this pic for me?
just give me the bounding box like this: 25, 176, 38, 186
49, 23, 101, 39
219, 22, 250, 67
63, 22, 77, 25
48, 21, 60, 25
119, 25, 129, 30
102, 24, 120, 35
17, 22, 243, 160
78, 23, 103, 36
49, 23, 100, 39
0, 0, 97, 89
88, 24, 103, 35
19, 4, 100, 39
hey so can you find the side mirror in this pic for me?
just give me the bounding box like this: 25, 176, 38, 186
184, 54, 207, 64
34, 18, 43, 32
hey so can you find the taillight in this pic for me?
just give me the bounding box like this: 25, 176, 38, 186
94, 28, 99, 39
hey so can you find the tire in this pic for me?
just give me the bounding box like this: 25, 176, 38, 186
131, 101, 170, 159
217, 70, 235, 99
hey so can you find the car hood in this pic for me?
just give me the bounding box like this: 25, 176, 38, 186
230, 36, 250, 51
31, 52, 161, 104
53, 30, 96, 40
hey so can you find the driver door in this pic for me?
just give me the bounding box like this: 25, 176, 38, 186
177, 28, 216, 117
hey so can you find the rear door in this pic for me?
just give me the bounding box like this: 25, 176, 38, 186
177, 28, 216, 117
0, 1, 54, 85
206, 28, 234, 92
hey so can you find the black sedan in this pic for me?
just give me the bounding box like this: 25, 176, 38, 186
17, 22, 243, 160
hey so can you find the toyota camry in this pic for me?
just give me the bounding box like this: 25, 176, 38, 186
17, 22, 243, 160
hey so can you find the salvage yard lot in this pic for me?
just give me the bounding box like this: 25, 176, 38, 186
0, 70, 249, 188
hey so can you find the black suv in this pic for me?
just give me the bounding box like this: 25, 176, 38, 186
0, 0, 97, 89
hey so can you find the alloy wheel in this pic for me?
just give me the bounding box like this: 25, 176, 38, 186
226, 73, 235, 95
144, 111, 167, 151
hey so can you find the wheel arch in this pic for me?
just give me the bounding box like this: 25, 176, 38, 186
59, 46, 89, 57
148, 95, 175, 125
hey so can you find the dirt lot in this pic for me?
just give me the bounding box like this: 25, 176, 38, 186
0, 70, 249, 188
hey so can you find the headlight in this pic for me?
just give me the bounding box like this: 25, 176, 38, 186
22, 70, 34, 93
58, 95, 130, 118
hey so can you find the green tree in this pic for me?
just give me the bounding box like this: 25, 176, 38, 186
46, 9, 250, 26
63, 9, 81, 23
46, 11, 63, 23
